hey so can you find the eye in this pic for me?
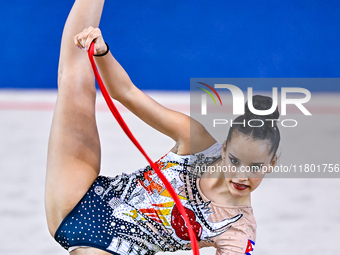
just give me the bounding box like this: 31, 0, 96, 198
229, 156, 239, 165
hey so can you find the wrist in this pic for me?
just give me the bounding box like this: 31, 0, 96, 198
94, 42, 110, 57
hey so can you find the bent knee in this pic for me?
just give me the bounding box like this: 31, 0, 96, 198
58, 67, 96, 95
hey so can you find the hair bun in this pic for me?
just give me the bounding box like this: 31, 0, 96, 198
245, 95, 280, 119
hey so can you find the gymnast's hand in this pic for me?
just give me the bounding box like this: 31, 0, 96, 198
74, 26, 107, 55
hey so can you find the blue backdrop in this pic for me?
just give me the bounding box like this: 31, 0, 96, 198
2, 0, 340, 91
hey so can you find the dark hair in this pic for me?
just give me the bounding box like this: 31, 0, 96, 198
225, 95, 280, 161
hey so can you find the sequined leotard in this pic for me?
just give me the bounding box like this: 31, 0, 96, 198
54, 142, 256, 255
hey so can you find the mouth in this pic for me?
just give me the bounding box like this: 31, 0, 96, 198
231, 181, 249, 190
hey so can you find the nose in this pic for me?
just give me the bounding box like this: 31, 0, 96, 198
235, 167, 248, 180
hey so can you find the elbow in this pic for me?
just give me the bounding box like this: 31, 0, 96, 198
107, 81, 136, 102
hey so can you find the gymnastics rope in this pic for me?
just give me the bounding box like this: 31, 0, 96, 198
88, 42, 200, 255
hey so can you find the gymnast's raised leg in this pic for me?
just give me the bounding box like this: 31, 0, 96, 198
45, 0, 106, 251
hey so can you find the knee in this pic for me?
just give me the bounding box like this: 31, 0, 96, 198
57, 67, 97, 96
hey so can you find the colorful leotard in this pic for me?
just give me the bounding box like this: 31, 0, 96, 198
54, 142, 256, 255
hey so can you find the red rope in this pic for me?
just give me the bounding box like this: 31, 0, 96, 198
88, 42, 199, 255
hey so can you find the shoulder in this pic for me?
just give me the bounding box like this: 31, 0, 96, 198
194, 142, 224, 157
189, 142, 223, 173
168, 141, 223, 159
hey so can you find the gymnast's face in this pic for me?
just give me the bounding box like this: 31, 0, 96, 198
221, 132, 277, 198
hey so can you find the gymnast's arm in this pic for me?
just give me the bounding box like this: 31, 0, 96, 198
74, 27, 216, 155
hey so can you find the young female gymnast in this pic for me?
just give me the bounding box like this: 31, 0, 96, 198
45, 0, 280, 254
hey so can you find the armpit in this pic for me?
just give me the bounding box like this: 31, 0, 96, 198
171, 142, 179, 153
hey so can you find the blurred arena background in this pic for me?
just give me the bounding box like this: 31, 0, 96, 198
2, 0, 340, 90
1, 0, 340, 255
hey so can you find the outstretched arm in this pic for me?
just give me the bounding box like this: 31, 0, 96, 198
74, 27, 216, 155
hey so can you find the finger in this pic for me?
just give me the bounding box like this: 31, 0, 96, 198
73, 34, 83, 49
84, 28, 102, 51
81, 27, 96, 51
77, 33, 86, 49
75, 27, 94, 50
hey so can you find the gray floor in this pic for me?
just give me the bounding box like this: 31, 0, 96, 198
0, 90, 339, 255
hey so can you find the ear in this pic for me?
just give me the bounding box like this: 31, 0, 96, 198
264, 155, 277, 174
221, 140, 227, 159
270, 155, 278, 167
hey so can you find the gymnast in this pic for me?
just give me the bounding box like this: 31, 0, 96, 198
45, 0, 280, 254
